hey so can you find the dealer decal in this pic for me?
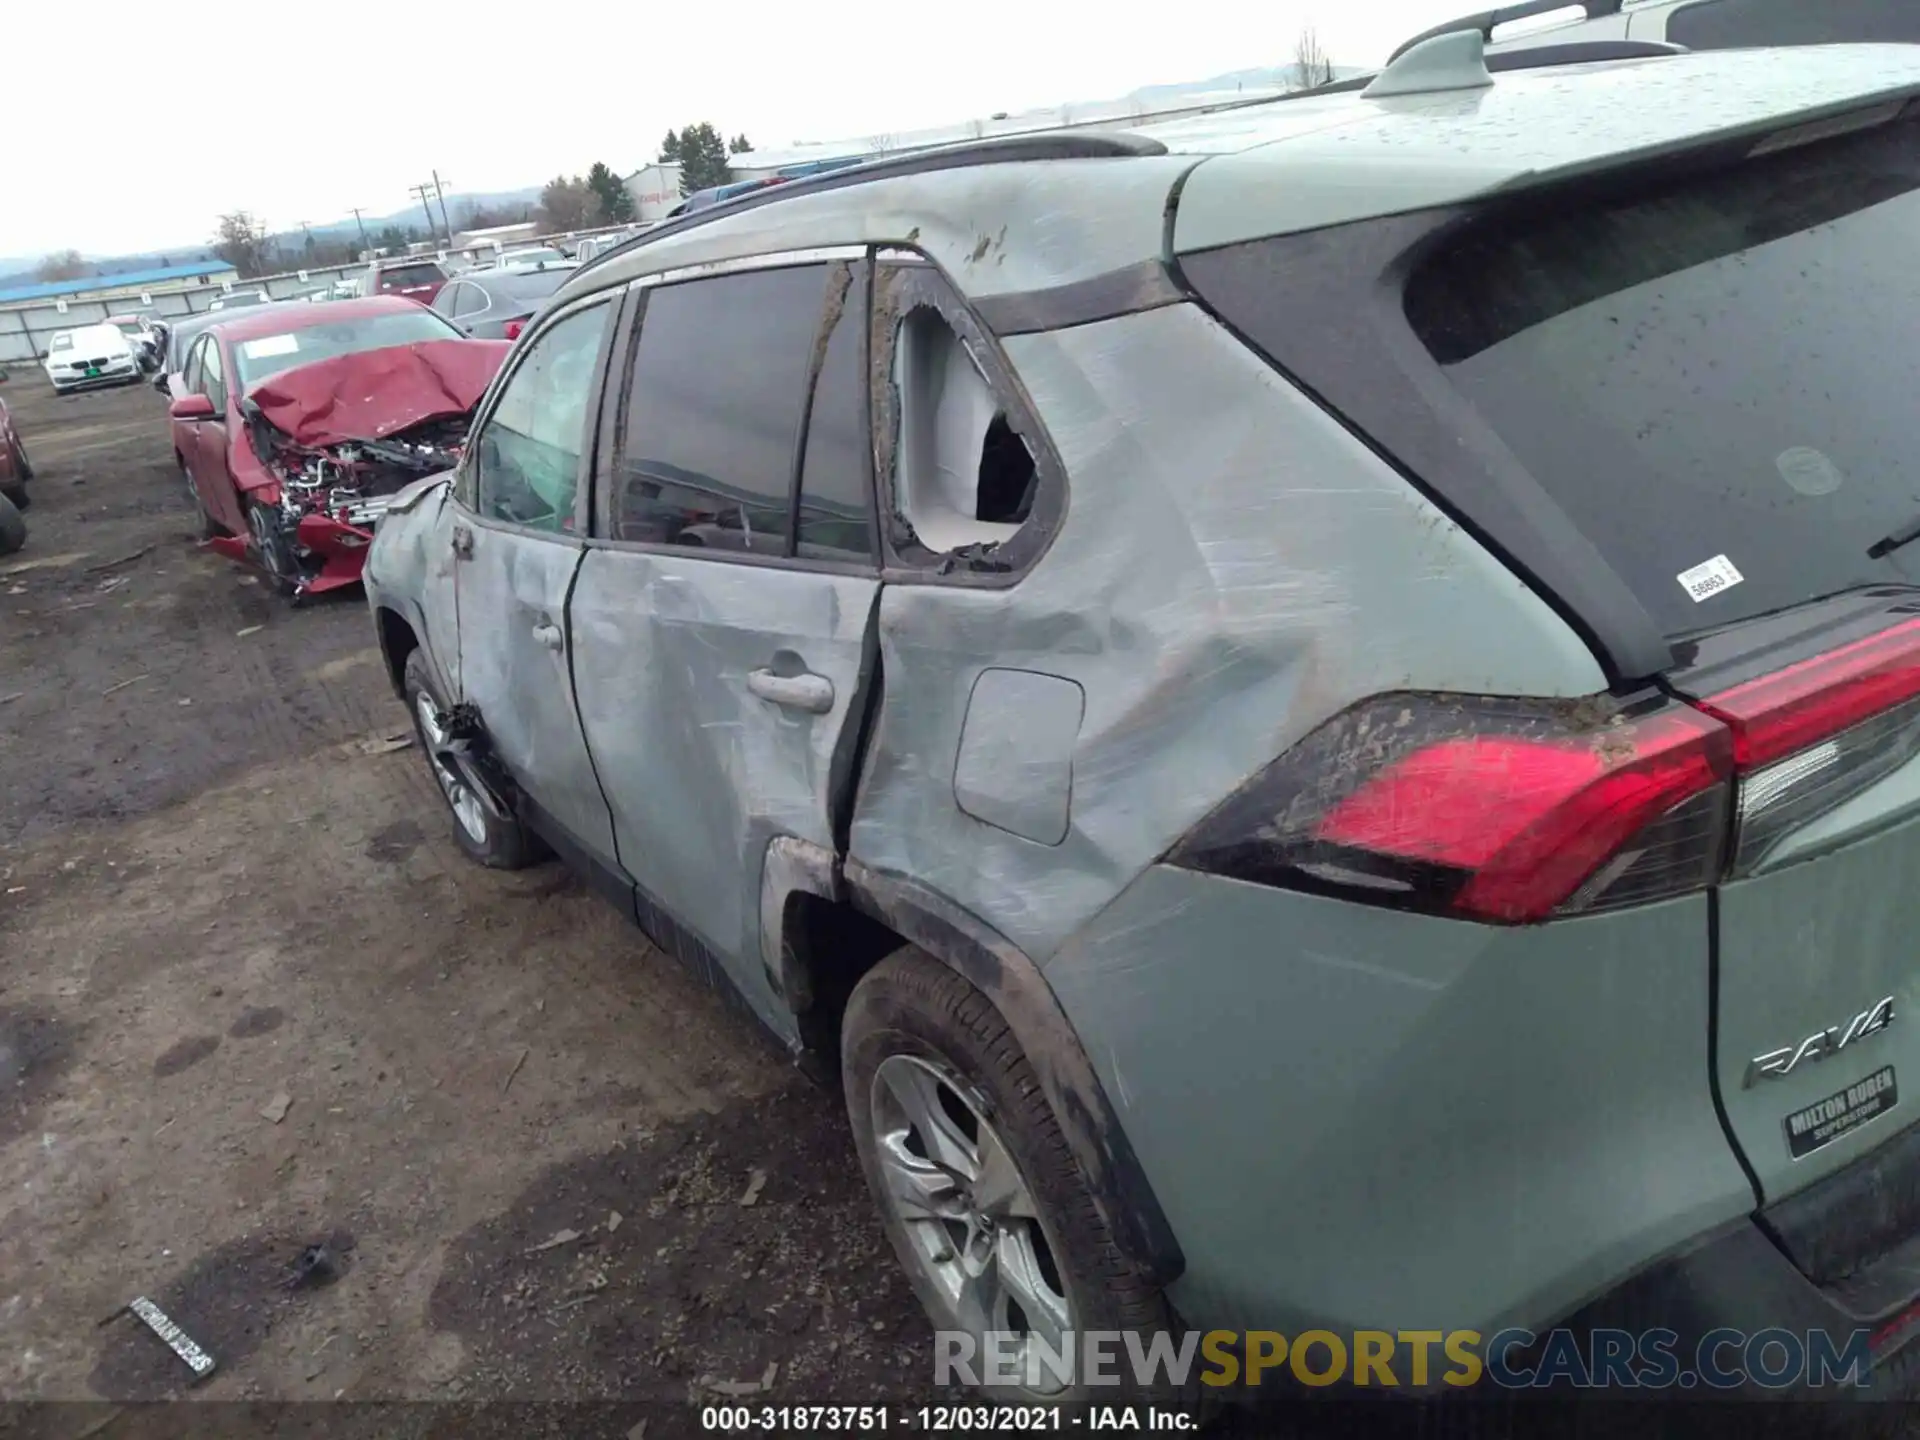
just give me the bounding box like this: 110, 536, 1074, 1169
1785, 1066, 1897, 1160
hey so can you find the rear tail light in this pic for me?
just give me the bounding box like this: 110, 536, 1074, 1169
503, 319, 526, 340
1697, 617, 1920, 876
1172, 617, 1920, 923
1170, 692, 1733, 924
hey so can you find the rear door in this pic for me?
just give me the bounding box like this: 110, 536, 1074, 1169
569, 253, 880, 1024
452, 291, 622, 869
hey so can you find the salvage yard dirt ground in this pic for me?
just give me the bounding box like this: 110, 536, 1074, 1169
0, 375, 935, 1433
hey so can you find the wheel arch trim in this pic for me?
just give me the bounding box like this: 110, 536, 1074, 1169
840, 857, 1187, 1288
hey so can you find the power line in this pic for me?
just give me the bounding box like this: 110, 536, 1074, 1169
407, 183, 440, 247
430, 170, 454, 244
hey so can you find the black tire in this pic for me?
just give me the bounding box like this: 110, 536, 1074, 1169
402, 648, 537, 870
0, 491, 24, 557
245, 496, 300, 598
9, 439, 29, 484
1, 482, 25, 513
842, 946, 1175, 1403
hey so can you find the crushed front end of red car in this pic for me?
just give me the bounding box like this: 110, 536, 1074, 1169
239, 339, 509, 598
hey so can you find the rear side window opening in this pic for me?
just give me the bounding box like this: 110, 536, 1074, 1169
870, 259, 1055, 576
1402, 105, 1920, 640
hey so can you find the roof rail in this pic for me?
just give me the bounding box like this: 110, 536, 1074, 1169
571, 131, 1169, 281
1297, 35, 1684, 98
1389, 0, 1626, 64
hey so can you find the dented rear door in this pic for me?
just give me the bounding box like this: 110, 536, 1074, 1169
570, 257, 879, 1027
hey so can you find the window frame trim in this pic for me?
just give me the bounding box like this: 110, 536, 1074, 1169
589, 245, 884, 575
452, 286, 627, 544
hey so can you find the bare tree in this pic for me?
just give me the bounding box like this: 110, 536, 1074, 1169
868, 132, 899, 157
212, 212, 270, 278
36, 250, 88, 282
1292, 26, 1336, 89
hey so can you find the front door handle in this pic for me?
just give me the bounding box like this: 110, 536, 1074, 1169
747, 668, 834, 714
451, 523, 473, 559
532, 621, 564, 651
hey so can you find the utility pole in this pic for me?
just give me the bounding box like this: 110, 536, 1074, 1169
408, 182, 439, 246
349, 207, 371, 254
430, 170, 454, 246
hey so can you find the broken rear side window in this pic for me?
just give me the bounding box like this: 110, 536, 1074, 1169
1405, 109, 1920, 638
871, 261, 1042, 572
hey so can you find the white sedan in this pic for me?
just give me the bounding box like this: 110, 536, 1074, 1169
42, 325, 143, 393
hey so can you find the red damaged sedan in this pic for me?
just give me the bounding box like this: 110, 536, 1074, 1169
168, 296, 508, 600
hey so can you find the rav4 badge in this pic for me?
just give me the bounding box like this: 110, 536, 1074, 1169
1744, 996, 1896, 1089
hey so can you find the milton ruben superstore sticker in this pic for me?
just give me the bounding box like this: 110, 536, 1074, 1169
1786, 1066, 1897, 1159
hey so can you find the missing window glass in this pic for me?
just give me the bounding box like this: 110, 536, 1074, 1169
889, 302, 1031, 552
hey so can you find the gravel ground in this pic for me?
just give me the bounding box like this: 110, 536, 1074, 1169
0, 371, 934, 1434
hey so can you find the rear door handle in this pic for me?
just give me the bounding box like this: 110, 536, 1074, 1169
747, 669, 834, 714
532, 621, 564, 651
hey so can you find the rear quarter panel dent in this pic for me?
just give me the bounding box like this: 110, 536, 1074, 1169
848, 304, 1606, 965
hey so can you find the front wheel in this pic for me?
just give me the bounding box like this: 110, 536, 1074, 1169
842, 946, 1175, 1404
246, 497, 301, 598
402, 648, 537, 870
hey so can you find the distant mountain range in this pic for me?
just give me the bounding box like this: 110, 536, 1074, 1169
1127, 63, 1367, 104
0, 187, 544, 288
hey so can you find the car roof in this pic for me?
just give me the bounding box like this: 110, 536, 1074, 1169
569, 43, 1920, 304
207, 294, 427, 343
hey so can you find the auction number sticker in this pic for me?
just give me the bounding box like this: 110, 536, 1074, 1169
240, 334, 301, 360
1677, 554, 1744, 604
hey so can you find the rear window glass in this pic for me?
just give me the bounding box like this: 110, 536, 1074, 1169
232, 309, 461, 389
1404, 109, 1920, 638
378, 264, 445, 289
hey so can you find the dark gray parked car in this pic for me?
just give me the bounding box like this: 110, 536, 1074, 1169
366, 38, 1920, 1401
429, 267, 576, 340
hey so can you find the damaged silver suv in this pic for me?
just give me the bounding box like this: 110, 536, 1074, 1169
369, 35, 1920, 1400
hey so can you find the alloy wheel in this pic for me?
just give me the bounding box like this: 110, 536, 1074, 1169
869, 1053, 1073, 1393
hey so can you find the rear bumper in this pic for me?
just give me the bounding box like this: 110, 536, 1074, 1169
1553, 1202, 1920, 1398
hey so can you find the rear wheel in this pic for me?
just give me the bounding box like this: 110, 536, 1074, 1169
0, 492, 25, 557
403, 649, 536, 870
11, 438, 30, 483
842, 947, 1174, 1403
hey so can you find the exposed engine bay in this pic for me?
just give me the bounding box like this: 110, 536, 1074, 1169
248, 413, 466, 532
230, 338, 508, 598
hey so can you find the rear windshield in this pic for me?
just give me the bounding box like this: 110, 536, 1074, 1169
232, 310, 461, 389
378, 264, 445, 289
1405, 108, 1920, 638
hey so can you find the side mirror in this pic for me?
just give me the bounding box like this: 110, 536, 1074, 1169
169, 393, 217, 422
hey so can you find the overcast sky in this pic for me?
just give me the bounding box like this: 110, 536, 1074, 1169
7, 0, 1481, 260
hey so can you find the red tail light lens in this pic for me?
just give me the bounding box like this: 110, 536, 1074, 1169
1695, 617, 1920, 768
503, 319, 525, 340
1696, 617, 1920, 876
1171, 693, 1733, 924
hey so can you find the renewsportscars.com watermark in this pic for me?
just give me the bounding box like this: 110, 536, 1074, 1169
936, 1328, 1876, 1391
